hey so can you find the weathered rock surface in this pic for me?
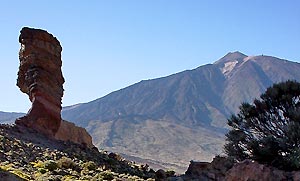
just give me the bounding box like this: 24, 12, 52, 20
225, 160, 300, 181
16, 27, 64, 137
55, 120, 93, 148
15, 27, 93, 148
183, 156, 234, 181
179, 157, 300, 181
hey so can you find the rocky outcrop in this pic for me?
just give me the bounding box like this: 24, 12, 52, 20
179, 157, 300, 181
183, 156, 234, 180
15, 27, 93, 148
225, 160, 300, 181
54, 120, 93, 148
16, 27, 64, 137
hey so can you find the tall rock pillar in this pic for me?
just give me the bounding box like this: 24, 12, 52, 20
16, 27, 64, 137
16, 27, 93, 148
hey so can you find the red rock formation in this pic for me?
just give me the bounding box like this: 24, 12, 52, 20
225, 160, 286, 181
55, 120, 93, 148
15, 27, 93, 148
180, 157, 300, 180
184, 156, 234, 180
16, 27, 64, 137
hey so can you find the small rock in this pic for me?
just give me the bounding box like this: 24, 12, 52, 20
156, 169, 167, 180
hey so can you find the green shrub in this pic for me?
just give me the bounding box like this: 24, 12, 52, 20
99, 170, 114, 180
38, 168, 47, 174
225, 80, 300, 171
44, 160, 58, 171
57, 156, 76, 169
82, 161, 97, 171
165, 170, 175, 177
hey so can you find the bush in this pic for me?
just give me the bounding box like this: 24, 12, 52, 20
224, 80, 300, 171
99, 170, 114, 180
82, 161, 97, 171
57, 156, 76, 169
38, 168, 47, 174
165, 170, 175, 177
44, 160, 58, 171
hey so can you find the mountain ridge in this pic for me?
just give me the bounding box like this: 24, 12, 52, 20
0, 111, 25, 124
63, 52, 300, 172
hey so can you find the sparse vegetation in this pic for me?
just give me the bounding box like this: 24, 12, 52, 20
0, 124, 157, 180
225, 80, 300, 171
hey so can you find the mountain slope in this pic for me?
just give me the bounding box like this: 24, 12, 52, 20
0, 111, 25, 124
64, 64, 226, 128
62, 52, 300, 172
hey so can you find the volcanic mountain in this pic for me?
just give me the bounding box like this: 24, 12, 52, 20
3, 51, 300, 172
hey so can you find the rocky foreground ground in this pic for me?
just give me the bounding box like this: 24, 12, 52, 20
0, 124, 178, 181
3, 122, 300, 181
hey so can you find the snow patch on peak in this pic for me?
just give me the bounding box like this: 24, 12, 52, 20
243, 56, 255, 62
222, 60, 238, 76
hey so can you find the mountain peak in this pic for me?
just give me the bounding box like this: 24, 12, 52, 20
213, 51, 248, 77
214, 51, 248, 65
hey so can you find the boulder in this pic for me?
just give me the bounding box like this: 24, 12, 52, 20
184, 156, 234, 180
156, 169, 167, 180
180, 157, 300, 180
55, 120, 93, 148
225, 160, 286, 181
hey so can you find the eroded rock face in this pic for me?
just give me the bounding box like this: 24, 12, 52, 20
181, 157, 300, 181
225, 160, 287, 181
15, 27, 93, 148
16, 27, 64, 137
184, 156, 234, 180
55, 120, 93, 148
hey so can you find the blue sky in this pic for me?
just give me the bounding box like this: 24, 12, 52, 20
1, 0, 299, 112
